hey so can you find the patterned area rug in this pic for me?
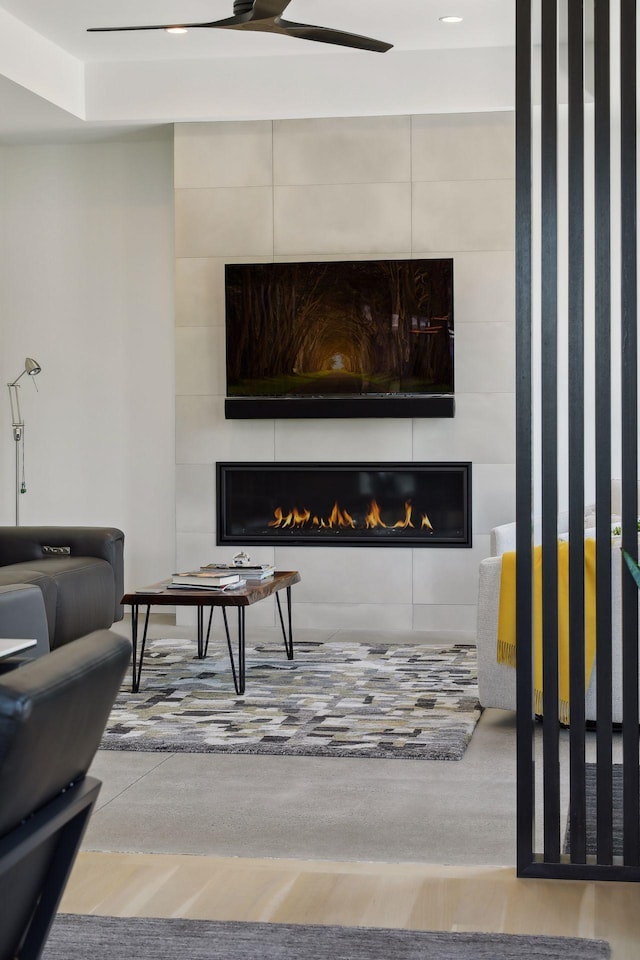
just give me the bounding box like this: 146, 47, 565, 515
101, 639, 481, 760
564, 763, 623, 856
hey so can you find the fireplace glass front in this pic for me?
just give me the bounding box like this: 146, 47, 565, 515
217, 463, 471, 548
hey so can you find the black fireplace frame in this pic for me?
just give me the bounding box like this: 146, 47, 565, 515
216, 462, 472, 548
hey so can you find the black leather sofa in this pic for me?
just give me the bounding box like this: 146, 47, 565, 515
0, 527, 125, 652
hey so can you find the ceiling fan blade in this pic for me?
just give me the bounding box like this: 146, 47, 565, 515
88, 16, 244, 33
277, 20, 392, 53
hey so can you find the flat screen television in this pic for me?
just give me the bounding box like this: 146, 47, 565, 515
224, 258, 454, 419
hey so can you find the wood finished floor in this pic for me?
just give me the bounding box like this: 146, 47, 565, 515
61, 852, 639, 959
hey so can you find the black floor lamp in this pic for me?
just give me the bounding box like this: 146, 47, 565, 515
7, 357, 42, 526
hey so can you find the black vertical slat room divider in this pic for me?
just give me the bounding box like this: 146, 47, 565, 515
539, 0, 561, 865
619, 0, 640, 868
516, 0, 640, 879
593, 0, 614, 867
567, 0, 587, 865
515, 0, 535, 876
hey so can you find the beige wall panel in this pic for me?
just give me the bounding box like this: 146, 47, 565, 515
274, 183, 411, 255
472, 463, 516, 534
175, 326, 224, 396
412, 537, 491, 605
291, 602, 414, 632
176, 396, 275, 464
280, 546, 413, 604
175, 464, 216, 533
454, 321, 514, 394
273, 115, 411, 185
448, 251, 515, 325
412, 112, 515, 182
412, 393, 515, 464
175, 186, 274, 258
174, 121, 273, 189
412, 179, 514, 252
274, 418, 413, 463
175, 258, 224, 328
412, 604, 478, 634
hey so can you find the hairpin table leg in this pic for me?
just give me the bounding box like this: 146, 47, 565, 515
275, 587, 294, 660
131, 603, 151, 693
222, 607, 245, 695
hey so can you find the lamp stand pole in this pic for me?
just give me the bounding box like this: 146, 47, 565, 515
7, 359, 42, 527
7, 383, 24, 527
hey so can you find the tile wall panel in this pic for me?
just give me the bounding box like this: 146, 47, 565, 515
412, 179, 514, 252
293, 602, 414, 632
175, 258, 223, 327
412, 536, 491, 605
175, 326, 224, 396
411, 112, 515, 182
274, 546, 413, 604
435, 250, 515, 325
472, 464, 516, 534
175, 464, 216, 533
274, 418, 413, 463
273, 116, 411, 185
175, 186, 273, 258
412, 393, 515, 464
174, 113, 515, 633
176, 396, 275, 464
412, 604, 478, 634
174, 121, 273, 189
274, 183, 412, 255
454, 321, 515, 394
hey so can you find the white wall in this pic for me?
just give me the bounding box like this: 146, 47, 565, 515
0, 129, 175, 590
174, 113, 516, 634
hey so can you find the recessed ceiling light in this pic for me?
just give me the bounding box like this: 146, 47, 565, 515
439, 16, 463, 23
165, 26, 188, 34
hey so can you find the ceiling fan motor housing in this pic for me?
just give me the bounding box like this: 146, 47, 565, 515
233, 1, 256, 14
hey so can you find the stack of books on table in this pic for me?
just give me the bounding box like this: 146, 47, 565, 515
200, 562, 275, 581
168, 570, 246, 591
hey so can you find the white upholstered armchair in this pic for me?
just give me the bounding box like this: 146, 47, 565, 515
476, 488, 634, 723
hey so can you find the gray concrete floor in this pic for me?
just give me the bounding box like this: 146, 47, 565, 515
86, 618, 519, 865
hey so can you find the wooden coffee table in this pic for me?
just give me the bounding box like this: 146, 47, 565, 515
121, 570, 301, 695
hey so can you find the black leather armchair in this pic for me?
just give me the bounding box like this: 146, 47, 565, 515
0, 527, 125, 649
0, 630, 130, 960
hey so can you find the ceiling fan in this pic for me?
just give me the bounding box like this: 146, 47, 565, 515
87, 0, 393, 53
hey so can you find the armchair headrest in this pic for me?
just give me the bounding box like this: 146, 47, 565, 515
0, 631, 130, 837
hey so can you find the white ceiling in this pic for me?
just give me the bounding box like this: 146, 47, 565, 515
0, 0, 516, 142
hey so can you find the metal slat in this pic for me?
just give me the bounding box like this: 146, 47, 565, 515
515, 0, 535, 876
619, 0, 639, 867
567, 0, 587, 864
540, 0, 561, 863
593, 0, 614, 867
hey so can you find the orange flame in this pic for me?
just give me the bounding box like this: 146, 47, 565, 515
268, 498, 432, 533
365, 499, 387, 528
392, 500, 414, 529
328, 501, 355, 528
292, 507, 311, 527
268, 507, 286, 528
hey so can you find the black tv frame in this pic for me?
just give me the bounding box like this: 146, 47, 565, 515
224, 258, 455, 420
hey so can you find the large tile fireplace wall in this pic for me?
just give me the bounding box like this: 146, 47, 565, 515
174, 112, 515, 633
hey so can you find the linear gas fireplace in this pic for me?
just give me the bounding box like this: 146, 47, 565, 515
216, 463, 471, 548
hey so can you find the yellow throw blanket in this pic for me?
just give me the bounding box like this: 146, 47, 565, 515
497, 539, 596, 724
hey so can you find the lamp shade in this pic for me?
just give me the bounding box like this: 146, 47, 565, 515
24, 358, 41, 376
